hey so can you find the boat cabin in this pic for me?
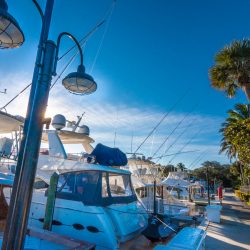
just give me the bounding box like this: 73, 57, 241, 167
56, 168, 137, 206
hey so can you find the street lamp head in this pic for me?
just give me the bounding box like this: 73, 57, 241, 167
0, 0, 24, 49
62, 64, 97, 95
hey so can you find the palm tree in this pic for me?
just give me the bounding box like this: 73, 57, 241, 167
220, 104, 250, 159
209, 40, 250, 101
176, 162, 186, 172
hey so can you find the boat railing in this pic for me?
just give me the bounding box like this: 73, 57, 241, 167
162, 202, 188, 209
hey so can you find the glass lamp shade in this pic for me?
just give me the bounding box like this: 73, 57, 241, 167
62, 65, 97, 95
0, 7, 24, 49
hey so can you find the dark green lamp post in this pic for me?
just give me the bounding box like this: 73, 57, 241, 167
0, 1, 97, 249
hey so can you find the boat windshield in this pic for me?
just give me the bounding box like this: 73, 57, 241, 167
56, 170, 137, 206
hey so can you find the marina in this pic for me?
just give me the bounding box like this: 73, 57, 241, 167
1, 0, 250, 249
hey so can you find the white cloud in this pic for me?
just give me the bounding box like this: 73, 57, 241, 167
0, 71, 229, 168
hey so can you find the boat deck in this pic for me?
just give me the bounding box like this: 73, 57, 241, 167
206, 191, 250, 250
120, 234, 173, 250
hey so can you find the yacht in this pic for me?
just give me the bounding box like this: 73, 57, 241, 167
0, 112, 148, 249
126, 157, 190, 217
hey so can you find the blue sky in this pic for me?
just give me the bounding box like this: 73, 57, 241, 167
0, 0, 249, 168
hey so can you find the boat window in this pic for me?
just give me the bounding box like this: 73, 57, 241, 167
136, 187, 147, 198
56, 171, 100, 203
109, 173, 133, 197
34, 178, 49, 189
57, 173, 75, 193
102, 172, 108, 197
75, 171, 99, 196
56, 171, 136, 205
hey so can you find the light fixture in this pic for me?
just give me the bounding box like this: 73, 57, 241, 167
55, 32, 97, 95
62, 64, 97, 95
0, 0, 24, 49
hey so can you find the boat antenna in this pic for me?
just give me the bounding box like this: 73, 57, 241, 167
72, 112, 85, 132
133, 89, 190, 154
151, 104, 198, 159
113, 106, 119, 147
130, 130, 134, 153
149, 130, 155, 156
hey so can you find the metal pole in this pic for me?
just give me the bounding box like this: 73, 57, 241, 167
2, 1, 54, 249
14, 0, 54, 181
153, 180, 157, 215
2, 40, 56, 250
206, 167, 210, 205
10, 0, 54, 197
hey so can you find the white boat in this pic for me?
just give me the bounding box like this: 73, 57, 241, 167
0, 113, 148, 249
161, 171, 191, 201
126, 157, 190, 217
133, 179, 189, 216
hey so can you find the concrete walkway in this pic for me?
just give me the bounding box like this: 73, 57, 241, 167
206, 191, 250, 250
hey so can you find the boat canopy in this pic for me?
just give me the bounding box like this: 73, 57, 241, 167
0, 111, 24, 133
161, 172, 190, 188
55, 169, 137, 206
42, 130, 94, 144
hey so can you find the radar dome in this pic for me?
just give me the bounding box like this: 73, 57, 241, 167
52, 114, 66, 130
78, 125, 90, 135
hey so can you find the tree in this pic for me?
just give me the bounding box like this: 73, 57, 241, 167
158, 164, 176, 177
191, 161, 238, 188
230, 161, 245, 186
223, 118, 250, 164
176, 162, 186, 171
220, 104, 250, 160
209, 40, 250, 101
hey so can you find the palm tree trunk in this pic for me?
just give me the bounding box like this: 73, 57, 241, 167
239, 162, 245, 185
242, 83, 250, 102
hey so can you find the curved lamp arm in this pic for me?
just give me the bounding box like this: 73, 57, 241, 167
53, 32, 83, 75
32, 0, 44, 21
0, 0, 8, 11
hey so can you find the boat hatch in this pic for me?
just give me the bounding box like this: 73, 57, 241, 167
55, 170, 137, 206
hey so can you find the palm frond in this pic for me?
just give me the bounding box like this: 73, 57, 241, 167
210, 39, 250, 100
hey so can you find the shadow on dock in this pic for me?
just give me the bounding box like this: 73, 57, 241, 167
206, 191, 250, 250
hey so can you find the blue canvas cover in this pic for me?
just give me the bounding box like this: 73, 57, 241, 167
91, 143, 128, 166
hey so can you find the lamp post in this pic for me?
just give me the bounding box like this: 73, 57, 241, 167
0, 1, 97, 249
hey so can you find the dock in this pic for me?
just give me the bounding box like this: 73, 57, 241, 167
206, 190, 250, 250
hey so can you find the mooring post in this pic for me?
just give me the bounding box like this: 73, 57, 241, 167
43, 172, 59, 231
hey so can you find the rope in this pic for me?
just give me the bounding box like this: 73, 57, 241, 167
57, 19, 105, 62
151, 104, 198, 159
155, 117, 198, 163
133, 89, 190, 154
168, 129, 202, 164
0, 83, 31, 111
188, 150, 207, 169
90, 0, 117, 73
152, 150, 200, 160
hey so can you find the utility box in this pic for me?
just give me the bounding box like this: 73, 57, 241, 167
206, 205, 222, 223
0, 137, 13, 156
